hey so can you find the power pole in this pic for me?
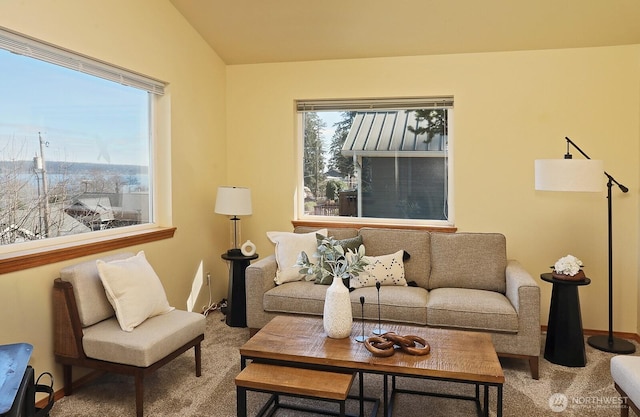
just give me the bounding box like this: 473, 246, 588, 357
37, 132, 50, 238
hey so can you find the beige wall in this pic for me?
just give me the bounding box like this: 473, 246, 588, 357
0, 0, 229, 391
227, 45, 640, 334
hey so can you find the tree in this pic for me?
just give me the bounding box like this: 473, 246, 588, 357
126, 173, 141, 191
303, 112, 326, 199
328, 112, 356, 178
0, 157, 72, 243
407, 109, 448, 144
110, 174, 126, 194
325, 179, 343, 201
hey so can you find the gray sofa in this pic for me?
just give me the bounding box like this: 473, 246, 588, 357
246, 227, 541, 379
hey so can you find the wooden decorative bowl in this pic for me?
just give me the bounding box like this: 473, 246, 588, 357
551, 269, 586, 281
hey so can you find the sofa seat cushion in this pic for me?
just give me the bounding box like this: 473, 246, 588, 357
351, 285, 428, 326
82, 310, 205, 367
264, 281, 428, 326
264, 281, 327, 316
426, 288, 518, 333
611, 356, 640, 408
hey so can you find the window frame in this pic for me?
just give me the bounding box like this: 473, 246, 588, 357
0, 27, 173, 273
0, 227, 176, 274
296, 97, 455, 228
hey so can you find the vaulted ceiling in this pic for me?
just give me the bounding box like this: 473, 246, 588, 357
170, 0, 640, 65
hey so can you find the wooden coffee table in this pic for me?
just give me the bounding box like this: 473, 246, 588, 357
239, 315, 504, 417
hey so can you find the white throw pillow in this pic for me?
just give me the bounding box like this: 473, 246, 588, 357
267, 229, 327, 285
350, 250, 407, 289
96, 251, 174, 332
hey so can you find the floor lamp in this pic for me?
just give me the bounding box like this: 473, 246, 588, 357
535, 137, 635, 354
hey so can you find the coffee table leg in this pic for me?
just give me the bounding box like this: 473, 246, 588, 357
383, 374, 389, 417
483, 385, 489, 417
497, 384, 503, 417
236, 386, 247, 417
359, 371, 364, 417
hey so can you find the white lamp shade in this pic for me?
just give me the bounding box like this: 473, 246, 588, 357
215, 186, 252, 215
535, 159, 604, 192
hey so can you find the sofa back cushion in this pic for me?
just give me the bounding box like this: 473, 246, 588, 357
358, 228, 431, 288
60, 252, 135, 327
429, 232, 506, 293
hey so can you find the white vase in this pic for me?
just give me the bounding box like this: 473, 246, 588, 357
323, 275, 353, 338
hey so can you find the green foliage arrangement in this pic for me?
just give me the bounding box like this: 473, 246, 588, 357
297, 234, 368, 284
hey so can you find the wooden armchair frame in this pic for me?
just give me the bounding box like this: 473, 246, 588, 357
53, 278, 204, 417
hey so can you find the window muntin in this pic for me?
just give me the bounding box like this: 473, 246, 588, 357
298, 98, 452, 224
0, 30, 161, 247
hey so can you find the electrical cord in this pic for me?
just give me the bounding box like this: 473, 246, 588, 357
202, 271, 227, 317
203, 295, 226, 317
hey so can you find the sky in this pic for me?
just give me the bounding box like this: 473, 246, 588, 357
318, 111, 341, 142
1, 46, 344, 168
0, 49, 149, 166
317, 111, 344, 166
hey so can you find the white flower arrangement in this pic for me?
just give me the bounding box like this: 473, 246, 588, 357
553, 254, 584, 276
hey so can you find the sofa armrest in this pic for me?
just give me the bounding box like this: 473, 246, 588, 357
505, 259, 540, 353
499, 260, 541, 377
245, 255, 278, 329
505, 260, 539, 314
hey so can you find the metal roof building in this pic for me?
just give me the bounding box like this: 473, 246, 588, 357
341, 110, 447, 157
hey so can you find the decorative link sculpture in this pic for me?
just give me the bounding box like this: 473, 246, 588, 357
364, 332, 430, 357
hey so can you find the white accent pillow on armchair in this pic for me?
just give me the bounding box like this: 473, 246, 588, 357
97, 251, 174, 332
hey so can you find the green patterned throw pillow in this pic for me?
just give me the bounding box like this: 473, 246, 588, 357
314, 234, 364, 286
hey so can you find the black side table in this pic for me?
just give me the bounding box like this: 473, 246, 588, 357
541, 273, 591, 367
222, 253, 258, 327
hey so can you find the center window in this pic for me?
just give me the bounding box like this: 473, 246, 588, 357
297, 98, 453, 224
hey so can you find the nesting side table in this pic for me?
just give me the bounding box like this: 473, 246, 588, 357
541, 273, 591, 367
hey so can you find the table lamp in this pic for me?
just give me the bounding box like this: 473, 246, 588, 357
215, 186, 252, 256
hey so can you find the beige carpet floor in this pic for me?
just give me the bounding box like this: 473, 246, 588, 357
49, 311, 638, 417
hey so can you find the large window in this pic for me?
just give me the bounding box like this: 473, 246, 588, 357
0, 28, 164, 248
298, 97, 453, 224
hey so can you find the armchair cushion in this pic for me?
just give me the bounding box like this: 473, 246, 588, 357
82, 309, 205, 367
60, 252, 134, 327
611, 355, 640, 412
97, 251, 174, 332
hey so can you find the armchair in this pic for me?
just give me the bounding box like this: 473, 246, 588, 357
52, 252, 205, 417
